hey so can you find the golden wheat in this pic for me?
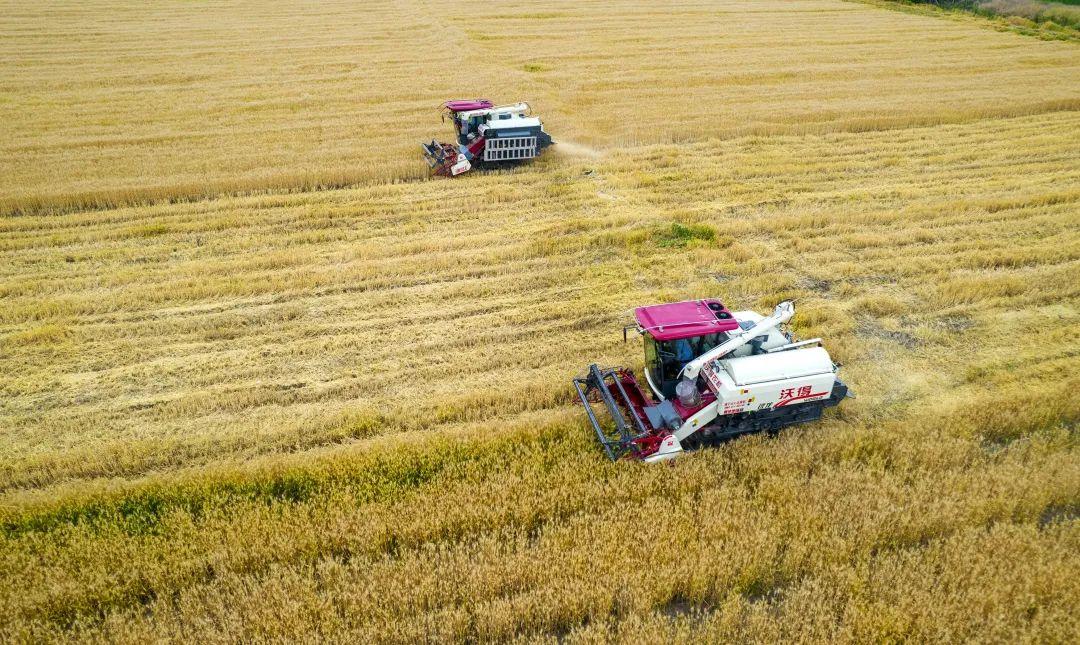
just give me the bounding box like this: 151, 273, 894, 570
1, 0, 1079, 642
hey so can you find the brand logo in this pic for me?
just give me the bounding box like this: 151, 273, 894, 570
775, 385, 828, 408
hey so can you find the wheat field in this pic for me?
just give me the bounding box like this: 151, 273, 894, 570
1, 0, 1079, 642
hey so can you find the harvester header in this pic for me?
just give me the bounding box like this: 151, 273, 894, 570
421, 99, 554, 176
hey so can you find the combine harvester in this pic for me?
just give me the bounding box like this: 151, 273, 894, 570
421, 99, 554, 177
575, 300, 851, 462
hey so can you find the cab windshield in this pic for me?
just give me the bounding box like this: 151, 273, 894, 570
644, 332, 726, 398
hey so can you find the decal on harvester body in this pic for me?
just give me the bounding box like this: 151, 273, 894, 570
775, 387, 829, 408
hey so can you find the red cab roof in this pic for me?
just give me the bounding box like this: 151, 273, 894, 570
443, 99, 493, 112
634, 299, 739, 341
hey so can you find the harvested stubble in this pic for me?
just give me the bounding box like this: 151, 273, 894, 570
2, 0, 1080, 215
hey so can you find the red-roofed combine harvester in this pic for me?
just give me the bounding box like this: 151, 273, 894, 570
574, 300, 852, 462
421, 99, 554, 176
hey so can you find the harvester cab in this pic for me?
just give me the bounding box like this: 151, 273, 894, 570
637, 299, 742, 399
574, 299, 851, 462
421, 99, 554, 177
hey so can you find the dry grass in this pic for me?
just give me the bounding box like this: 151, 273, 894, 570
3, 0, 1080, 215
1, 0, 1079, 642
